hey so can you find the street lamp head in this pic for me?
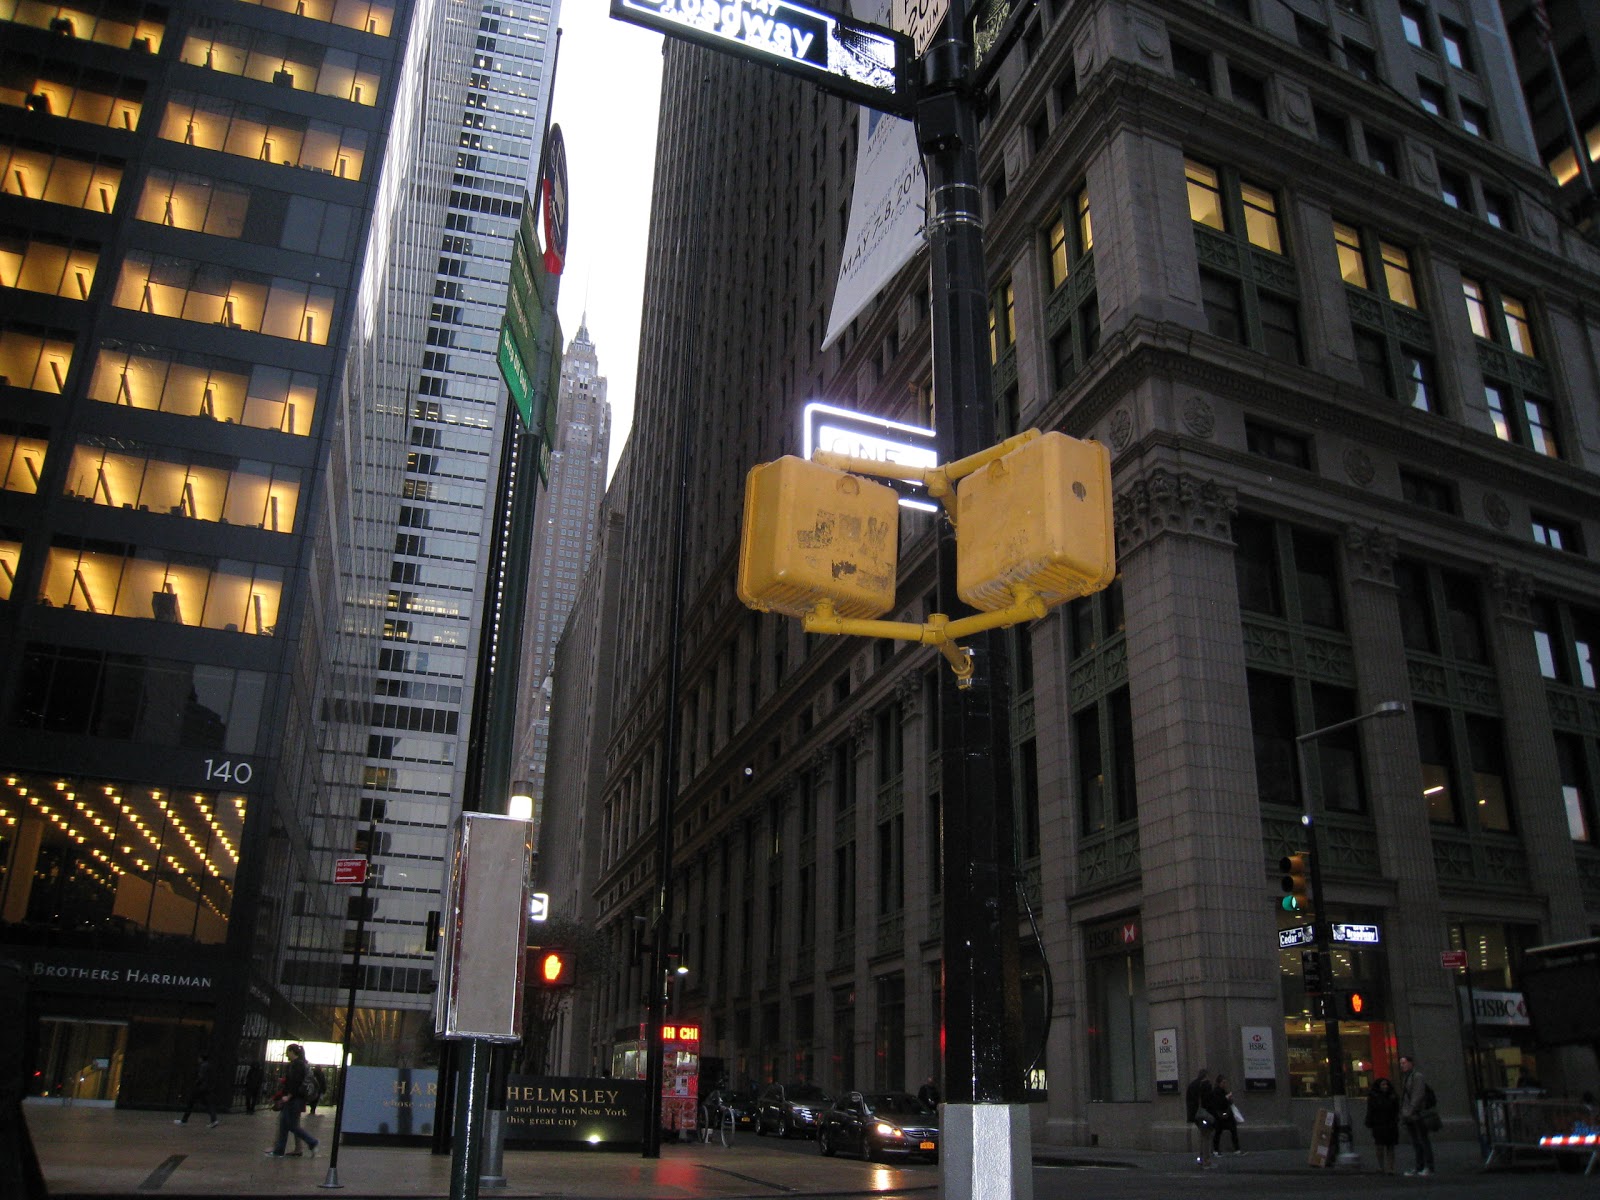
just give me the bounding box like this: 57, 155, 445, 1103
1371, 700, 1407, 717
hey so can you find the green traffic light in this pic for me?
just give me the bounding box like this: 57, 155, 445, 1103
1281, 896, 1300, 912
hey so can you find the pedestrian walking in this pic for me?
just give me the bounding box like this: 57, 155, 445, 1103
1185, 1068, 1214, 1167
174, 1052, 219, 1128
1398, 1054, 1435, 1177
264, 1044, 320, 1158
244, 1061, 263, 1114
1206, 1074, 1241, 1155
307, 1064, 327, 1115
1365, 1076, 1401, 1175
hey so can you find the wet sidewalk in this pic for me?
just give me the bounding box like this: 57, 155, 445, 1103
29, 1102, 1516, 1198
30, 1103, 939, 1198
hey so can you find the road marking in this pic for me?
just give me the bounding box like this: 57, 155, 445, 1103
137, 1154, 186, 1191
701, 1165, 799, 1191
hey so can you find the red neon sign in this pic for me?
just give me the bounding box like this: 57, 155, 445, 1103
662, 1024, 700, 1043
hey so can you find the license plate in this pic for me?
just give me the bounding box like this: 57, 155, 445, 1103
919, 1141, 935, 1151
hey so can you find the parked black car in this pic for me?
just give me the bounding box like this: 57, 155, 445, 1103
755, 1082, 834, 1138
816, 1091, 940, 1162
700, 1087, 756, 1131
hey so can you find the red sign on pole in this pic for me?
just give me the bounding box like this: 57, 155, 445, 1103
1440, 949, 1468, 970
334, 858, 368, 886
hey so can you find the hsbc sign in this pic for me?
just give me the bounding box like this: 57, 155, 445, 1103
1463, 988, 1530, 1027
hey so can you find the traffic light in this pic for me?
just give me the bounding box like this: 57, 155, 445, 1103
955, 432, 1115, 611
532, 948, 571, 988
1280, 853, 1311, 913
1340, 991, 1368, 1019
737, 456, 901, 621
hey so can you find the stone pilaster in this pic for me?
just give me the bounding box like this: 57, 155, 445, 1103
1113, 469, 1281, 1076
1338, 524, 1455, 1079
1489, 566, 1586, 939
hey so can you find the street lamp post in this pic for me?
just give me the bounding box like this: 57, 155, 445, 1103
1294, 699, 1406, 1169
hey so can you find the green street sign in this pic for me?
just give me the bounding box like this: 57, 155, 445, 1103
498, 323, 537, 431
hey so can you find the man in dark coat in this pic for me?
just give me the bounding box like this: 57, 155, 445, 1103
175, 1051, 220, 1127
1398, 1054, 1435, 1177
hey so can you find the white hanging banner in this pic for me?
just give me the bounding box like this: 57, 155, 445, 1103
823, 0, 924, 350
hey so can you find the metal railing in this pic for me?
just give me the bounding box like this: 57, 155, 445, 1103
1482, 1094, 1598, 1173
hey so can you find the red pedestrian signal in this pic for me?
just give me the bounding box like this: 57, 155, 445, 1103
532, 949, 571, 987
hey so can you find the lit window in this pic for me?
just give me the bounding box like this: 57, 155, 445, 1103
86, 348, 317, 435
135, 170, 250, 237
38, 543, 283, 634
1185, 159, 1226, 230
62, 443, 302, 532
1241, 183, 1281, 252
0, 326, 74, 393
0, 72, 143, 131
1501, 294, 1535, 356
1077, 187, 1094, 252
1461, 278, 1490, 338
0, 142, 123, 212
0, 234, 100, 301
0, 430, 48, 493
0, 539, 18, 600
1380, 243, 1418, 308
1046, 218, 1067, 289
1333, 223, 1367, 287
1, 1, 166, 50
233, 0, 395, 36
1483, 383, 1512, 443
1523, 396, 1559, 457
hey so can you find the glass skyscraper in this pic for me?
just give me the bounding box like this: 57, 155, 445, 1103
0, 0, 469, 1106
346, 0, 558, 1055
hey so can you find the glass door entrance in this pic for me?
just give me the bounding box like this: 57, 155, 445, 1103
32, 1017, 127, 1103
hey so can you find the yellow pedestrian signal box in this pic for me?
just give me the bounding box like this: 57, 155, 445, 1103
737, 455, 900, 620
956, 432, 1115, 612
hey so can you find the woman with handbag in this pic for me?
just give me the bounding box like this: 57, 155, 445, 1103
264, 1044, 321, 1159
1365, 1077, 1402, 1175
1206, 1074, 1241, 1155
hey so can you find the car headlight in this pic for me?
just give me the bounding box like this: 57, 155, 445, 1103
875, 1123, 903, 1138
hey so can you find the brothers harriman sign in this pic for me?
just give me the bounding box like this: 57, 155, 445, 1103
611, 0, 916, 116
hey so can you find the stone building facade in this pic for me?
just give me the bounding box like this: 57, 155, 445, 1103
546, 0, 1600, 1149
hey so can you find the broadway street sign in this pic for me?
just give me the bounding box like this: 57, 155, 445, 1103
611, 0, 916, 116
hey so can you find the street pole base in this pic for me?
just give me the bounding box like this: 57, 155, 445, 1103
478, 1177, 508, 1189
941, 1103, 1033, 1200
317, 1167, 344, 1189
1334, 1146, 1363, 1168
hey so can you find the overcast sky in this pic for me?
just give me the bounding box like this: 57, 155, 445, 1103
547, 5, 664, 480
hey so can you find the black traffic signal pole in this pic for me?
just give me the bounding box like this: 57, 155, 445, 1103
318, 821, 374, 1190
919, 4, 1030, 1198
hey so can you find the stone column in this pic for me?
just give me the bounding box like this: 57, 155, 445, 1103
1114, 467, 1283, 1141
1339, 527, 1456, 1079
1488, 566, 1586, 939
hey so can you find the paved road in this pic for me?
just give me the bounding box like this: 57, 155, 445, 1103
27, 1103, 1597, 1199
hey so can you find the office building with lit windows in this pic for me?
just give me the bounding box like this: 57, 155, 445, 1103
0, 0, 468, 1107
553, 0, 1600, 1150
345, 0, 556, 1058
